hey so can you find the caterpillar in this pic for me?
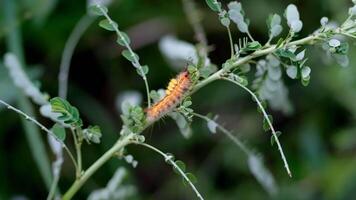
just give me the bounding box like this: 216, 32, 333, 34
146, 70, 192, 123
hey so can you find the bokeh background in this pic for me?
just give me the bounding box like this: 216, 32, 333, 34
1, 0, 356, 199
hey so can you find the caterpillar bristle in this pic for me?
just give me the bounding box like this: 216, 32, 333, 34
146, 70, 191, 123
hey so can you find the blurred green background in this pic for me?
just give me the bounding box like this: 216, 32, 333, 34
0, 0, 356, 199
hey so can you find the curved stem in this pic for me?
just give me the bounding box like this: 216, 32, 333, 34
221, 77, 292, 177
227, 27, 234, 58
71, 129, 82, 179
97, 5, 151, 107
62, 133, 135, 200
191, 112, 252, 156
0, 99, 78, 171
58, 15, 96, 99
62, 30, 325, 198
133, 142, 204, 200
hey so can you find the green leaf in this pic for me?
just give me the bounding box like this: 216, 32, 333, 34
301, 75, 310, 86
220, 17, 230, 27
187, 65, 197, 73
263, 115, 273, 131
335, 42, 349, 55
51, 123, 66, 141
99, 19, 117, 31
83, 125, 102, 144
183, 173, 198, 186
270, 131, 282, 146
88, 5, 107, 16
199, 64, 217, 78
275, 49, 296, 61
150, 90, 161, 103
116, 32, 130, 46
205, 0, 221, 12
122, 50, 139, 63
173, 160, 186, 174
183, 100, 192, 107
50, 97, 82, 127
136, 65, 149, 77
242, 41, 262, 52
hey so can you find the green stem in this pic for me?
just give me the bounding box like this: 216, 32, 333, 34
193, 34, 320, 93
62, 133, 135, 200
71, 129, 82, 178
341, 32, 356, 39
222, 77, 292, 177
0, 99, 78, 171
58, 15, 96, 99
227, 26, 234, 58
62, 30, 324, 198
133, 142, 204, 200
97, 5, 151, 108
191, 112, 252, 156
3, 0, 53, 190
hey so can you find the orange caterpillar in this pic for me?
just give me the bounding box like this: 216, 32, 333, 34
146, 70, 192, 123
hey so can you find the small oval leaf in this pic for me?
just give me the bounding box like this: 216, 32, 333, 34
99, 19, 117, 31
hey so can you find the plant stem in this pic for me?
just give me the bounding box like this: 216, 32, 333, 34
98, 5, 151, 108
227, 26, 234, 58
133, 142, 204, 200
247, 31, 255, 42
3, 0, 53, 190
71, 129, 82, 178
62, 133, 135, 200
58, 15, 95, 99
191, 112, 252, 156
0, 99, 78, 171
62, 32, 324, 198
192, 34, 321, 93
222, 77, 292, 177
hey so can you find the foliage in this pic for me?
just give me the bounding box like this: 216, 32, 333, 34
1, 0, 356, 200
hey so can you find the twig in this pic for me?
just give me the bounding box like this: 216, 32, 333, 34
58, 15, 96, 99
62, 132, 135, 200
221, 77, 292, 177
133, 142, 204, 200
97, 5, 151, 107
0, 99, 78, 171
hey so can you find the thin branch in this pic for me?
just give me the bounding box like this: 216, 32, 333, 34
227, 27, 235, 58
0, 99, 78, 171
71, 128, 82, 179
62, 132, 135, 200
341, 32, 356, 39
133, 142, 204, 200
191, 112, 278, 195
246, 31, 255, 42
97, 5, 151, 107
191, 112, 252, 155
58, 15, 96, 99
62, 28, 329, 199
221, 77, 292, 177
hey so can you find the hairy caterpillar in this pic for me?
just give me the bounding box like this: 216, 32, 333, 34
146, 70, 192, 123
